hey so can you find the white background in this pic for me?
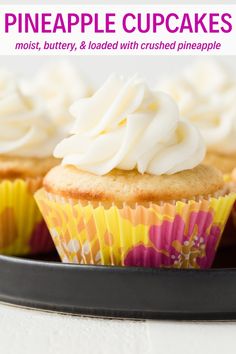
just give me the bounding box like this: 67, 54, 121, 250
0, 0, 235, 85
2, 0, 236, 4
1, 56, 235, 89
0, 4, 236, 55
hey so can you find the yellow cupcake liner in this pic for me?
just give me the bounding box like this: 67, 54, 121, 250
35, 189, 236, 268
0, 179, 54, 255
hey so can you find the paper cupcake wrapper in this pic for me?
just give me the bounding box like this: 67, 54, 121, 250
230, 201, 236, 229
35, 189, 236, 269
220, 175, 236, 245
0, 179, 54, 255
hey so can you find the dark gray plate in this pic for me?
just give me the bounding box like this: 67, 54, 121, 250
0, 245, 236, 320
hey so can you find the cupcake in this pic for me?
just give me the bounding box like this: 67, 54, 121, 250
158, 60, 236, 174
0, 70, 63, 255
22, 61, 92, 136
35, 74, 235, 268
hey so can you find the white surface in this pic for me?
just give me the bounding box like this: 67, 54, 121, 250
1, 302, 236, 354
147, 321, 236, 354
0, 303, 147, 354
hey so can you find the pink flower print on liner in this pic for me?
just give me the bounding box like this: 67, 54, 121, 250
124, 244, 170, 268
124, 211, 222, 269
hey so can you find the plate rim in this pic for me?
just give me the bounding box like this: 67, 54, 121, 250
1, 254, 236, 274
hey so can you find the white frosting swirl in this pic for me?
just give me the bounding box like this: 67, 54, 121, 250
0, 73, 63, 158
158, 60, 236, 155
54, 74, 205, 176
24, 61, 92, 134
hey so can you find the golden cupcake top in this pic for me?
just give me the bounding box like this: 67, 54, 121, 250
54, 74, 206, 176
44, 164, 223, 203
204, 151, 236, 175
0, 155, 58, 179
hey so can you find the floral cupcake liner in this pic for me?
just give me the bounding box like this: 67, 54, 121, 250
35, 189, 236, 269
0, 179, 54, 255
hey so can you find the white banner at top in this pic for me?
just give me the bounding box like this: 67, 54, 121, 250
0, 4, 235, 55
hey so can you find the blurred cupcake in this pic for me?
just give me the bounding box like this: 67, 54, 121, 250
0, 69, 62, 255
158, 60, 236, 174
35, 74, 235, 268
22, 61, 92, 136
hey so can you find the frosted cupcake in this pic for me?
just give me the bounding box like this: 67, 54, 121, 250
35, 74, 235, 268
0, 70, 63, 255
23, 61, 92, 136
158, 60, 236, 174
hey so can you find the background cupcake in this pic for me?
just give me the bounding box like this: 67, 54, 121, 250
36, 74, 235, 268
158, 60, 236, 174
22, 61, 92, 136
0, 69, 63, 255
